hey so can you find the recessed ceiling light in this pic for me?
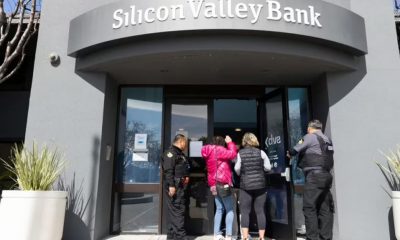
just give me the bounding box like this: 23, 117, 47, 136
235, 128, 242, 132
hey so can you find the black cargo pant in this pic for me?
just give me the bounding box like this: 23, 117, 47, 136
303, 170, 334, 240
165, 181, 187, 240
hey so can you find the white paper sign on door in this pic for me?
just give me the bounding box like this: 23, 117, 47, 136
133, 152, 148, 162
134, 134, 147, 149
190, 141, 203, 157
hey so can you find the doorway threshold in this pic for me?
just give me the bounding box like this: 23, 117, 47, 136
103, 235, 213, 240
104, 236, 305, 240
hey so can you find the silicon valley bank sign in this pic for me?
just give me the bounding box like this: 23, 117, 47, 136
68, 0, 367, 56
113, 0, 322, 29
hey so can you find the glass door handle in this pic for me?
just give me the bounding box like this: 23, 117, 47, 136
281, 167, 291, 182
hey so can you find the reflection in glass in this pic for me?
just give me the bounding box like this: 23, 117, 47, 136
288, 88, 310, 185
119, 193, 159, 233
264, 95, 286, 174
214, 99, 257, 145
170, 103, 210, 235
288, 88, 310, 234
267, 185, 288, 224
171, 104, 207, 141
117, 88, 163, 184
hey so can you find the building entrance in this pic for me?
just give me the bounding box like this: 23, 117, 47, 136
112, 86, 310, 240
161, 86, 310, 240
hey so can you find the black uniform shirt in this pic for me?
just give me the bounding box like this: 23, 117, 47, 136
162, 145, 190, 187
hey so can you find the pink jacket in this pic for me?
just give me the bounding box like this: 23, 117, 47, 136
201, 142, 238, 187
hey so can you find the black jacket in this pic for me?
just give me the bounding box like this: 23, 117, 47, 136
239, 147, 266, 191
162, 145, 190, 187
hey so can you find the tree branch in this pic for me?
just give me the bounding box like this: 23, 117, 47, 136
0, 27, 37, 85
0, 0, 23, 48
0, 0, 38, 82
4, 1, 26, 60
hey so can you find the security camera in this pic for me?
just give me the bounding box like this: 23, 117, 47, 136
49, 52, 60, 66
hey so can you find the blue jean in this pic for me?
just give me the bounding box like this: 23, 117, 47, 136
214, 195, 234, 236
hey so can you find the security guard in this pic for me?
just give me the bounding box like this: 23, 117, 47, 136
162, 134, 190, 240
287, 119, 334, 240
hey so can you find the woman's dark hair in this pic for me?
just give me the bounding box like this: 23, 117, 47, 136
212, 136, 225, 146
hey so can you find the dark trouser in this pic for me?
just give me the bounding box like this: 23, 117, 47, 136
303, 171, 334, 240
165, 184, 187, 240
239, 188, 267, 229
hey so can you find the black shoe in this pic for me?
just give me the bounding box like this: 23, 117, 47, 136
176, 237, 191, 240
166, 234, 174, 240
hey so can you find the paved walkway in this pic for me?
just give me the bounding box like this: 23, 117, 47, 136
103, 235, 306, 240
104, 236, 212, 240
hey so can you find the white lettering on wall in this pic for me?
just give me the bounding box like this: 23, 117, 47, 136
309, 6, 322, 27
283, 7, 295, 23
112, 9, 123, 29
144, 8, 155, 23
249, 4, 263, 24
157, 6, 169, 21
189, 0, 203, 19
112, 0, 323, 29
204, 2, 218, 18
296, 9, 310, 25
171, 5, 185, 20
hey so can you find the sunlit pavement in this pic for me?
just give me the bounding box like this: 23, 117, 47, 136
103, 236, 306, 240
103, 236, 212, 240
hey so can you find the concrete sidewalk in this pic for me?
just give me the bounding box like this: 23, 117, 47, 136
103, 236, 212, 240
103, 236, 306, 240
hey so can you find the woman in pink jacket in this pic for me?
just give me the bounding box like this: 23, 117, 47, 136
201, 135, 238, 240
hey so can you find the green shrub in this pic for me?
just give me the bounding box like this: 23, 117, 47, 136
0, 142, 65, 191
376, 146, 400, 193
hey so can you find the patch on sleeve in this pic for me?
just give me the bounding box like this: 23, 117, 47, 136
167, 152, 173, 158
298, 139, 304, 144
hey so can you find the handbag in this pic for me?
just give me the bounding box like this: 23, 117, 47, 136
214, 146, 232, 198
216, 182, 232, 197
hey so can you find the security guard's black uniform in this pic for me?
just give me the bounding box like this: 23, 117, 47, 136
162, 145, 190, 240
289, 130, 334, 240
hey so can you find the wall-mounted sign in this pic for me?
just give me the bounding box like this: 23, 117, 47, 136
68, 0, 367, 56
112, 0, 322, 29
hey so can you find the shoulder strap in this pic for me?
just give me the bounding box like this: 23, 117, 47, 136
313, 133, 326, 153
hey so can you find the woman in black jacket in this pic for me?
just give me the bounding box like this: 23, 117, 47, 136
234, 132, 271, 240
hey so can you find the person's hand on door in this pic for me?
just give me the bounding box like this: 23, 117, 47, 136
168, 186, 176, 197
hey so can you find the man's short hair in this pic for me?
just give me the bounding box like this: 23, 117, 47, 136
308, 119, 323, 130
173, 134, 187, 144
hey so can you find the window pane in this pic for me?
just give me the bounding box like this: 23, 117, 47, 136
119, 193, 159, 233
117, 88, 163, 184
265, 95, 286, 174
288, 88, 310, 234
171, 104, 208, 142
288, 88, 310, 185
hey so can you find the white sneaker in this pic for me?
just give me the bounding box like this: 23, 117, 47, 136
215, 234, 225, 240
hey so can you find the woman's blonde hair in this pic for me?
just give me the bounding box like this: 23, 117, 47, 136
241, 132, 259, 147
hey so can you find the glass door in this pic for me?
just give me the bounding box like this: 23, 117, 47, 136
260, 88, 295, 240
163, 99, 214, 235
112, 88, 164, 234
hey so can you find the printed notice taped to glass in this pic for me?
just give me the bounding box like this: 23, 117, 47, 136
133, 133, 149, 161
134, 133, 147, 149
132, 151, 148, 162
190, 141, 203, 157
